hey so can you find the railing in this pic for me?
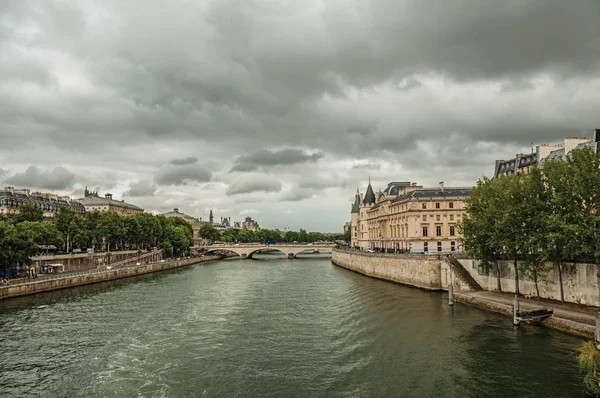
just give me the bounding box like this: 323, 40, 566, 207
0, 258, 172, 288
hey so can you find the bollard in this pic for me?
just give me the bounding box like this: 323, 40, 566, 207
513, 295, 520, 326
596, 314, 600, 349
448, 284, 454, 306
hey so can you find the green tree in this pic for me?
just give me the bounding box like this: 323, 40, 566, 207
298, 228, 307, 243
199, 223, 220, 242
578, 340, 600, 397
13, 202, 44, 223
53, 207, 83, 252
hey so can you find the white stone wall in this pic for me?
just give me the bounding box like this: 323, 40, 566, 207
332, 249, 443, 290
458, 258, 600, 306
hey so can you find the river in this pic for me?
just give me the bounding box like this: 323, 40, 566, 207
0, 254, 585, 397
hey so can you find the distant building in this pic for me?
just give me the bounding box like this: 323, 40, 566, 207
163, 208, 202, 246
0, 186, 85, 220
79, 187, 143, 214
350, 180, 471, 253
493, 130, 600, 178
242, 216, 260, 231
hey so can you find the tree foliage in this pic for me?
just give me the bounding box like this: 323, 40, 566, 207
460, 147, 600, 300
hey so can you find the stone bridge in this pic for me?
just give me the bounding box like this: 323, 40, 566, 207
201, 244, 335, 259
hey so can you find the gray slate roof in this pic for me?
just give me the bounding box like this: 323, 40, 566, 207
0, 190, 85, 213
351, 193, 360, 213
391, 187, 472, 204
163, 208, 196, 220
363, 183, 376, 205
80, 195, 143, 211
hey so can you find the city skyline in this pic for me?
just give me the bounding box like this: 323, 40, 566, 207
2, 1, 600, 231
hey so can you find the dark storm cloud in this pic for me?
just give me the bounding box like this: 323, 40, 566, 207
124, 180, 157, 197
226, 179, 282, 196
6, 166, 75, 190
154, 164, 212, 186
231, 149, 324, 172
170, 157, 197, 166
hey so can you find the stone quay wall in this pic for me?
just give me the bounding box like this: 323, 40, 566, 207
458, 259, 600, 307
0, 257, 216, 300
331, 249, 443, 290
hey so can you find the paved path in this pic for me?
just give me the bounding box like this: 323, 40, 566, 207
461, 290, 598, 326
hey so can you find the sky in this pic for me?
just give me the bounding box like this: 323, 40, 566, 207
1, 1, 600, 232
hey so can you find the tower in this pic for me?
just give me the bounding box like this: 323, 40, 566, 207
209, 209, 214, 224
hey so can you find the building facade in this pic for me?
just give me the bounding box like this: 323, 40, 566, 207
493, 130, 600, 178
242, 216, 260, 231
0, 186, 85, 219
163, 208, 203, 246
350, 181, 471, 254
79, 187, 143, 214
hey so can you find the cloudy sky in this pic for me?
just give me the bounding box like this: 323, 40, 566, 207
1, 1, 600, 232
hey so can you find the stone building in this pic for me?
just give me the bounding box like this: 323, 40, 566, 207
350, 180, 471, 254
493, 129, 600, 178
242, 216, 260, 231
0, 186, 85, 220
163, 208, 203, 246
79, 187, 143, 214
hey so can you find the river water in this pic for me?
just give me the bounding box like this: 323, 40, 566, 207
0, 254, 585, 397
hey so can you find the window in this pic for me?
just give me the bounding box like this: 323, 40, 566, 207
437, 242, 442, 252
449, 202, 454, 209
436, 215, 440, 221
422, 215, 427, 221
451, 241, 456, 252
450, 215, 454, 221
450, 226, 455, 236
422, 203, 427, 209
422, 226, 428, 237
424, 242, 428, 252
436, 226, 441, 236
435, 202, 440, 209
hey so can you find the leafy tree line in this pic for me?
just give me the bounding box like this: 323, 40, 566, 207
460, 146, 600, 302
198, 224, 344, 244
0, 205, 193, 271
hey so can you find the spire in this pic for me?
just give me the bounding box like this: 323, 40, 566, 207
363, 179, 376, 205
351, 188, 361, 213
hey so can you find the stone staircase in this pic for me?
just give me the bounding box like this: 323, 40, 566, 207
446, 256, 483, 291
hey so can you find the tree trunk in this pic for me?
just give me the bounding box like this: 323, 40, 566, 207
494, 257, 502, 292
533, 266, 540, 298
596, 257, 600, 306
557, 261, 565, 302
66, 232, 70, 253
513, 251, 520, 296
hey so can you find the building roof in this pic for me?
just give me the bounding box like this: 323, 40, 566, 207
163, 208, 196, 220
518, 153, 537, 168
363, 183, 376, 205
80, 195, 143, 211
0, 188, 85, 213
541, 148, 565, 165
382, 181, 412, 196
351, 191, 360, 213
391, 187, 472, 204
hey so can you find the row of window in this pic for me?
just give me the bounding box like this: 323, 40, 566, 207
1, 198, 84, 213
424, 241, 456, 252
423, 226, 455, 237
422, 214, 458, 222
422, 202, 454, 209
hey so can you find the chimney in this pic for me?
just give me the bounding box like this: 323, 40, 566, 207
439, 181, 444, 191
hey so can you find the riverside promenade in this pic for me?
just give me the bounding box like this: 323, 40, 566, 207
0, 255, 221, 300
455, 290, 597, 338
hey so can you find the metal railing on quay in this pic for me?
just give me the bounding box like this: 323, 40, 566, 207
0, 257, 184, 288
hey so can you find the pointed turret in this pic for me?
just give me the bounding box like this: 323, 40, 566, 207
351, 187, 360, 213
363, 178, 376, 205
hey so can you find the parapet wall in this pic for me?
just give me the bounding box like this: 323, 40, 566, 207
332, 249, 443, 290
0, 257, 214, 300
458, 259, 600, 306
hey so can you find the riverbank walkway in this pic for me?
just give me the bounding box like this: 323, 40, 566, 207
456, 290, 598, 337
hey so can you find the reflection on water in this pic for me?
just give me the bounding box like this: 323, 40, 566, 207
0, 255, 585, 397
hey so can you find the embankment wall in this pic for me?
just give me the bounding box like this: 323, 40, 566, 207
0, 257, 215, 300
458, 259, 600, 307
331, 249, 443, 290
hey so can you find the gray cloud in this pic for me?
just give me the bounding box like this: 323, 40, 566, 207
1, 1, 600, 231
154, 164, 212, 186
231, 149, 324, 172
6, 166, 75, 190
281, 189, 315, 202
226, 179, 282, 196
124, 180, 157, 197
170, 157, 198, 166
